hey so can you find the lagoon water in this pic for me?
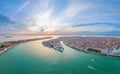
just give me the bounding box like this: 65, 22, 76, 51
0, 36, 120, 74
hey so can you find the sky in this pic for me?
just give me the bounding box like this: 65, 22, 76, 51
0, 0, 120, 35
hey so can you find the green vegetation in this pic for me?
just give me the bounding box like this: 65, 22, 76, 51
0, 44, 5, 48
87, 48, 101, 53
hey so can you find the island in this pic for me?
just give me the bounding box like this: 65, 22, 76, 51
0, 37, 52, 54
42, 37, 120, 56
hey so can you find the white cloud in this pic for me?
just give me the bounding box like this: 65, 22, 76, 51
62, 2, 91, 18
46, 1, 93, 31
24, 0, 93, 33
17, 0, 30, 13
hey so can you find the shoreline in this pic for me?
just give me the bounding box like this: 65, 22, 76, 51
42, 37, 120, 57
0, 37, 52, 55
0, 44, 17, 55
42, 40, 64, 52
64, 42, 120, 57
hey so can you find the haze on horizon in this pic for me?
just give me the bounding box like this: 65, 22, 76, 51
0, 0, 120, 36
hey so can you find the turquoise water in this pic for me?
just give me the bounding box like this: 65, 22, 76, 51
0, 38, 120, 74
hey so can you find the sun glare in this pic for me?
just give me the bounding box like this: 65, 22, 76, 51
43, 30, 57, 34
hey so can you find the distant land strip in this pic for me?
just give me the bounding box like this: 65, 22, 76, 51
0, 37, 52, 55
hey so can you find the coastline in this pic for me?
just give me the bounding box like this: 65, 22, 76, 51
42, 40, 64, 52
0, 44, 17, 55
63, 42, 120, 57
42, 37, 120, 57
0, 37, 52, 55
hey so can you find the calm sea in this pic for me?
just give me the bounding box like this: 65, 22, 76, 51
0, 35, 120, 74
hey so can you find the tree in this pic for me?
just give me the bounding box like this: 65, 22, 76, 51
0, 44, 5, 48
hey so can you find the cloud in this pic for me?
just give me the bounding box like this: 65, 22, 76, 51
73, 29, 120, 36
1, 0, 119, 35
0, 14, 15, 26
72, 23, 120, 29
17, 0, 30, 13
44, 1, 92, 31
0, 14, 27, 34
62, 1, 92, 18
7, 0, 94, 34
26, 8, 54, 32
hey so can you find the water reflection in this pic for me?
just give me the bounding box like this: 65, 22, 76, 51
0, 36, 50, 43
21, 36, 81, 62
1, 36, 120, 74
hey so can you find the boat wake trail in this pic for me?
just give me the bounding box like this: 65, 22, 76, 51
88, 65, 96, 71
91, 59, 95, 62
